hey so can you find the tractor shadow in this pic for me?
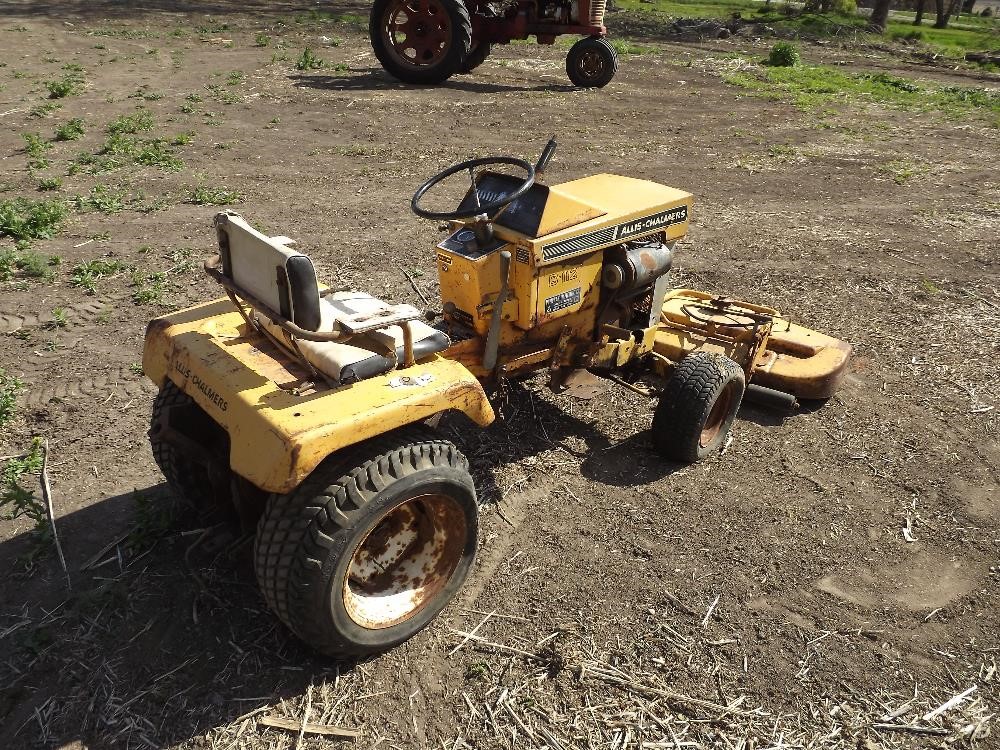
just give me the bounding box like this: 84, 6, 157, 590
445, 379, 685, 493
0, 485, 365, 749
290, 70, 575, 95
446, 378, 802, 497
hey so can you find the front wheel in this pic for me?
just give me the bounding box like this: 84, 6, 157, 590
652, 353, 745, 462
370, 0, 472, 84
566, 36, 618, 88
254, 425, 478, 656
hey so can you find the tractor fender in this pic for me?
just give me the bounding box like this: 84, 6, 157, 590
142, 301, 494, 495
273, 360, 495, 494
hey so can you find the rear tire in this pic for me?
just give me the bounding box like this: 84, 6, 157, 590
149, 380, 231, 511
566, 36, 618, 88
254, 425, 477, 656
652, 353, 745, 462
370, 0, 472, 84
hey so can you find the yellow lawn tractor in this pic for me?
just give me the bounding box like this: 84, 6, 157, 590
142, 140, 851, 656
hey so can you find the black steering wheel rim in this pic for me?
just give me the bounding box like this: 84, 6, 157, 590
411, 156, 535, 221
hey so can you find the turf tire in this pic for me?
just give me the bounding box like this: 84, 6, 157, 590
254, 425, 477, 657
150, 380, 229, 510
652, 353, 745, 462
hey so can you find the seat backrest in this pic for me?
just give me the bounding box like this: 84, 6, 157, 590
214, 211, 322, 331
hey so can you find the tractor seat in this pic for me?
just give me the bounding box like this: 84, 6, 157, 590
214, 211, 449, 385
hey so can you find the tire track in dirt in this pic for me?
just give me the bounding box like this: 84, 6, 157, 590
19, 366, 157, 408
4, 293, 156, 408
0, 298, 115, 334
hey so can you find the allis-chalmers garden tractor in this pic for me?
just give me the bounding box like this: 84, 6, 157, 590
368, 0, 620, 86
143, 140, 851, 656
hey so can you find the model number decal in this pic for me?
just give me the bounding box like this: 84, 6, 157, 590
547, 268, 578, 287
173, 359, 228, 412
544, 287, 581, 314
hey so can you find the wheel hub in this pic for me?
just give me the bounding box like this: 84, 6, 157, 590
578, 50, 605, 79
700, 384, 734, 447
382, 0, 452, 67
343, 493, 467, 629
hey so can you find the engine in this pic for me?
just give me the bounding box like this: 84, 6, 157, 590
599, 236, 674, 330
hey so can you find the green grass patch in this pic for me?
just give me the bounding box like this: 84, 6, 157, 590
37, 177, 62, 191
617, 0, 999, 56
73, 184, 132, 213
70, 258, 127, 293
131, 269, 167, 304
107, 108, 154, 135
45, 65, 85, 99
70, 110, 185, 173
0, 369, 23, 428
0, 439, 53, 570
54, 117, 86, 141
22, 132, 53, 169
0, 197, 68, 243
0, 246, 59, 281
722, 62, 1000, 122
768, 41, 800, 66
29, 102, 61, 119
879, 157, 930, 184
296, 48, 324, 70
188, 185, 243, 205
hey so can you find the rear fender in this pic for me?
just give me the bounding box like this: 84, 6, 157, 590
143, 300, 495, 494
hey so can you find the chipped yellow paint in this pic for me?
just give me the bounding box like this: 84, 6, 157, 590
143, 298, 494, 494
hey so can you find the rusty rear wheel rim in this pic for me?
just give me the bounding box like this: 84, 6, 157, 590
700, 384, 734, 448
343, 493, 467, 629
380, 0, 452, 70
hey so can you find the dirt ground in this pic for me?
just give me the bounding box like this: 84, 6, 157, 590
1, 2, 998, 748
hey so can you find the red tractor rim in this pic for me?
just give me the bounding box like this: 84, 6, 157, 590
700, 385, 734, 447
576, 49, 606, 80
380, 0, 452, 70
342, 493, 467, 629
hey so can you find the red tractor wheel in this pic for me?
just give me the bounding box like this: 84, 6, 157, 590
370, 0, 472, 85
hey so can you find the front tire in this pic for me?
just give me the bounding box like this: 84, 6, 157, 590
254, 425, 478, 656
652, 353, 745, 462
566, 36, 618, 88
370, 0, 472, 84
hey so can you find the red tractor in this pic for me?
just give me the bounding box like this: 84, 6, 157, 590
369, 0, 618, 87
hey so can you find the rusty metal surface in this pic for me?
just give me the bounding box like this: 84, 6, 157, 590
559, 368, 609, 400
343, 493, 467, 630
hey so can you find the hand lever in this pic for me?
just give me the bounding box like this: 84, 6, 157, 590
534, 137, 557, 180
482, 250, 512, 374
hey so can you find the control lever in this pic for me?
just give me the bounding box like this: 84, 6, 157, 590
482, 250, 512, 374
535, 137, 558, 180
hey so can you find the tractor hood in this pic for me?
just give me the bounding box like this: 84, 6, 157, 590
523, 174, 693, 267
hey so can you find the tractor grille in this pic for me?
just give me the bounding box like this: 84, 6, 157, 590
590, 0, 607, 26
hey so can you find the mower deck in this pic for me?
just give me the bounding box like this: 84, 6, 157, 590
657, 290, 852, 400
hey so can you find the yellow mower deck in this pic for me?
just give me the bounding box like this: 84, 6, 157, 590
657, 290, 852, 400
143, 298, 495, 494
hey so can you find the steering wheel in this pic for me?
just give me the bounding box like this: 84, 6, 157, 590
411, 156, 535, 221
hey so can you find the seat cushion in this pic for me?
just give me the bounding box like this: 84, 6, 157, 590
260, 292, 450, 384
